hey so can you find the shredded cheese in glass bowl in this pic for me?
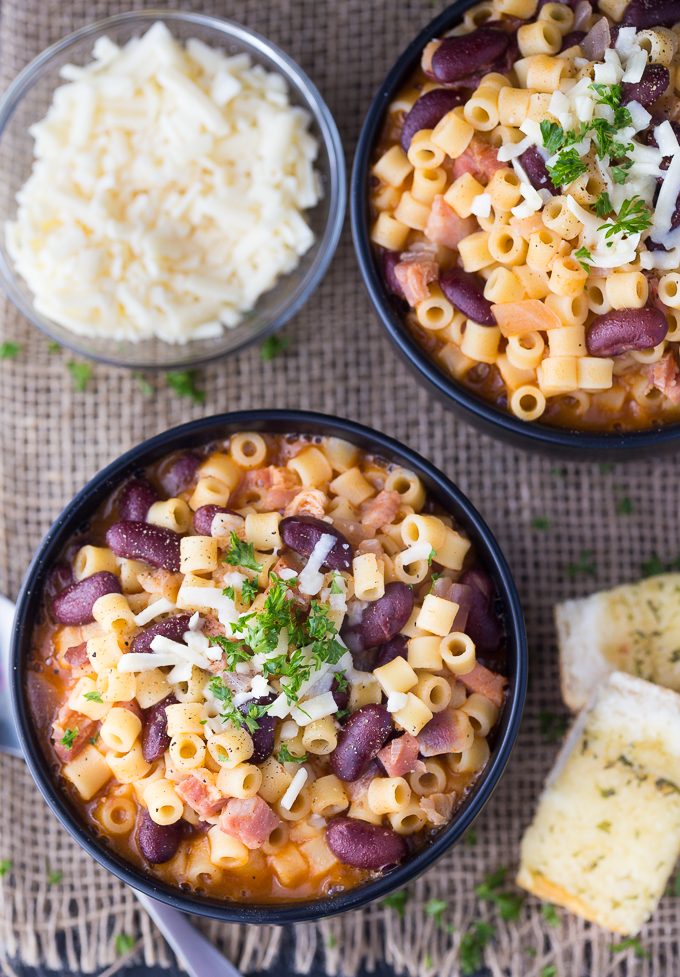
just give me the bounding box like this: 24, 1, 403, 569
0, 12, 345, 368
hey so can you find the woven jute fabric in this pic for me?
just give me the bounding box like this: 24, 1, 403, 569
0, 1, 679, 975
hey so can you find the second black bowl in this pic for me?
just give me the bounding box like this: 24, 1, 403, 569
351, 0, 680, 458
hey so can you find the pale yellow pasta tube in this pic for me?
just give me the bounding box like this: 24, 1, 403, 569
144, 778, 184, 825
367, 777, 412, 816
440, 632, 477, 675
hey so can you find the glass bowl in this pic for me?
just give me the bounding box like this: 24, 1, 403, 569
0, 11, 346, 369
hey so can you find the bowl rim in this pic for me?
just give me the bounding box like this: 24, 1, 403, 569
350, 0, 680, 453
0, 9, 346, 371
10, 408, 527, 923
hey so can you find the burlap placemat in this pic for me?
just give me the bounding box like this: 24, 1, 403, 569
0, 1, 679, 975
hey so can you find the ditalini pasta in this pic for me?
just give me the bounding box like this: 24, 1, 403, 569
28, 432, 507, 903
371, 0, 680, 432
6, 23, 321, 345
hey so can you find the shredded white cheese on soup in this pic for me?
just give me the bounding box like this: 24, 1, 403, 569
6, 22, 321, 343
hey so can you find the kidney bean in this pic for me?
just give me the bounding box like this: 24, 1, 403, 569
52, 571, 121, 625
459, 569, 503, 657
131, 615, 191, 654
160, 452, 200, 497
622, 65, 670, 108
331, 675, 350, 712
279, 515, 353, 571
587, 307, 668, 357
622, 0, 680, 28
518, 146, 557, 196
358, 582, 415, 651
45, 561, 73, 598
141, 694, 177, 762
440, 268, 496, 326
118, 477, 159, 522
383, 251, 406, 300
137, 809, 183, 864
431, 28, 509, 84
106, 520, 181, 572
400, 89, 465, 151
375, 634, 408, 668
193, 504, 233, 536
560, 30, 586, 51
239, 693, 277, 764
326, 817, 407, 869
330, 704, 393, 782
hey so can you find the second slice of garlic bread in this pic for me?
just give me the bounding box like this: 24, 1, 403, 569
555, 573, 680, 710
517, 672, 680, 935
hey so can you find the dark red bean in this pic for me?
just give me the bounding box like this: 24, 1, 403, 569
131, 615, 191, 654
193, 505, 233, 536
431, 28, 509, 84
52, 571, 121, 625
459, 569, 503, 657
118, 478, 159, 522
137, 809, 183, 864
383, 250, 406, 300
160, 452, 200, 497
400, 89, 465, 150
326, 817, 407, 869
622, 65, 670, 108
239, 694, 277, 764
518, 146, 557, 196
45, 561, 73, 598
375, 634, 408, 668
622, 0, 680, 28
330, 704, 393, 781
106, 521, 181, 572
331, 674, 350, 712
357, 582, 415, 651
141, 695, 177, 762
279, 515, 353, 571
586, 307, 668, 357
440, 267, 496, 325
560, 30, 586, 51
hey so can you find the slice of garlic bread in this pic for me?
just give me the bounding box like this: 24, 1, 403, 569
517, 672, 680, 936
555, 573, 680, 710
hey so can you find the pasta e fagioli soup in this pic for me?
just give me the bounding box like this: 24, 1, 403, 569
26, 430, 508, 903
369, 0, 680, 432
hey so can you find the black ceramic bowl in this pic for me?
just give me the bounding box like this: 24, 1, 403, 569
11, 409, 527, 923
351, 0, 680, 457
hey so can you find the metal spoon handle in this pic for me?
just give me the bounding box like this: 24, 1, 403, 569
135, 891, 243, 977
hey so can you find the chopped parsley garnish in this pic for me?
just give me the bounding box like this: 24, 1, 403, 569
208, 635, 251, 671
590, 82, 622, 111
382, 889, 409, 917
459, 921, 496, 976
475, 867, 524, 922
540, 120, 565, 156
89, 733, 99, 745
538, 711, 568, 744
67, 361, 92, 392
565, 550, 597, 579
427, 547, 436, 566
166, 370, 205, 403
333, 671, 349, 693
599, 196, 652, 243
0, 341, 21, 359
60, 727, 78, 749
0, 859, 12, 877
330, 574, 344, 595
207, 676, 267, 733
541, 903, 559, 927
132, 372, 154, 396
594, 191, 613, 218
429, 572, 442, 592
222, 585, 235, 600
224, 532, 263, 572
616, 495, 633, 515
424, 898, 449, 927
574, 246, 593, 272
240, 578, 259, 606
115, 933, 136, 956
83, 690, 103, 703
277, 744, 308, 764
531, 516, 551, 531
546, 148, 588, 188
611, 160, 634, 184
610, 937, 649, 959
260, 334, 290, 361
